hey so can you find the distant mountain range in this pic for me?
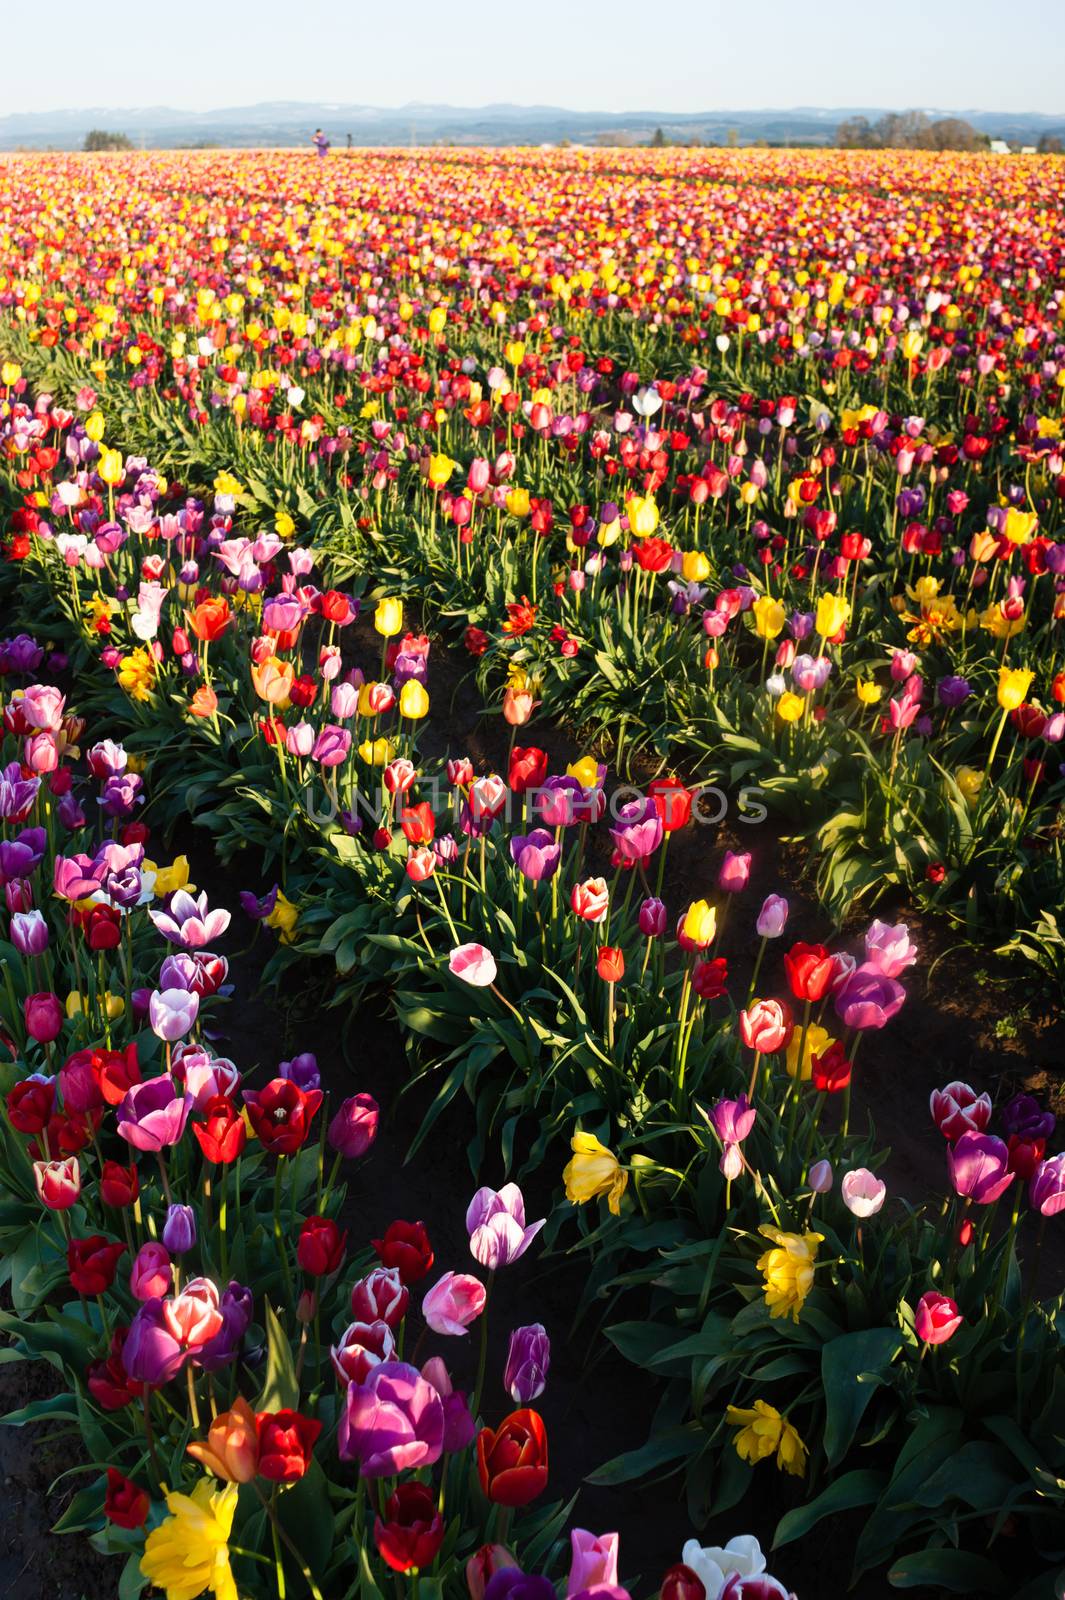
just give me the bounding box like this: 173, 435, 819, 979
1, 101, 1063, 151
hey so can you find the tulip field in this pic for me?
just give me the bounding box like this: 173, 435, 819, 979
0, 144, 1064, 1600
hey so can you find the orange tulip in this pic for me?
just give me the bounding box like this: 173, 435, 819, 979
189, 684, 219, 719
186, 1396, 259, 1483
188, 596, 232, 642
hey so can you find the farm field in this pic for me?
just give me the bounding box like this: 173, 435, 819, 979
0, 145, 1063, 1600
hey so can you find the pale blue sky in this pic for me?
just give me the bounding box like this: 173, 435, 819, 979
2, 0, 1061, 115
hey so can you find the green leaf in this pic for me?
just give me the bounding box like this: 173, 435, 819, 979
588, 1425, 701, 1486
886, 1549, 1007, 1592
257, 1302, 299, 1412
774, 1468, 887, 1548
822, 1327, 901, 1466
118, 1550, 149, 1600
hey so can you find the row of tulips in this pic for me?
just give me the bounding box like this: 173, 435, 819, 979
1, 387, 1063, 1592
0, 660, 821, 1600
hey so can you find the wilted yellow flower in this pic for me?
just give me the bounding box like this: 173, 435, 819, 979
563, 1131, 628, 1216
264, 889, 299, 944
726, 1400, 807, 1476
140, 1478, 239, 1600
275, 510, 295, 539
955, 766, 984, 803
212, 471, 244, 498
752, 595, 785, 639
756, 1224, 823, 1321
814, 592, 850, 639
116, 648, 156, 702
997, 667, 1034, 711
374, 598, 404, 638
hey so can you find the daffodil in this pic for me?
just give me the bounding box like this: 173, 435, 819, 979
726, 1400, 807, 1476
116, 648, 157, 703
140, 1478, 239, 1600
264, 889, 299, 944
563, 1131, 628, 1215
755, 1225, 823, 1321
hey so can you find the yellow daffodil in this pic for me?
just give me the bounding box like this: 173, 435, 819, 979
264, 889, 299, 944
563, 1131, 628, 1216
756, 1224, 823, 1321
116, 648, 157, 703
726, 1400, 807, 1476
140, 1478, 239, 1600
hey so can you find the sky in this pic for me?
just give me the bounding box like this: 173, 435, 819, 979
2, 0, 1062, 116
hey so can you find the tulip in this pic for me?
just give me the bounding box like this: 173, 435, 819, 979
24, 991, 63, 1044
375, 1481, 446, 1574
808, 1159, 833, 1194
186, 1395, 259, 1482
67, 1235, 127, 1295
863, 920, 917, 978
467, 1545, 520, 1600
914, 1291, 962, 1347
339, 1360, 445, 1476
467, 1184, 545, 1269
423, 1271, 487, 1336
123, 1298, 187, 1385
162, 1204, 196, 1254
375, 598, 404, 638
103, 1468, 149, 1530
738, 1000, 792, 1055
298, 1216, 347, 1277
1030, 1153, 1065, 1216
328, 1092, 380, 1157
948, 1131, 1014, 1205
255, 1409, 322, 1482
331, 1319, 396, 1385
148, 987, 199, 1042
755, 895, 789, 938
833, 965, 906, 1031
930, 1082, 992, 1142
477, 1409, 548, 1506
131, 1242, 174, 1301
373, 1220, 434, 1285
563, 1132, 627, 1215
840, 1168, 887, 1218
567, 1532, 619, 1597
571, 878, 610, 923
117, 1076, 191, 1152
449, 943, 498, 987
504, 1324, 550, 1403
680, 899, 717, 949
351, 1267, 409, 1328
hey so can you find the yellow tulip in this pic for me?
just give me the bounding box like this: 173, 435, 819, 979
955, 766, 984, 803
566, 756, 601, 788
374, 598, 404, 638
776, 692, 805, 723
427, 306, 447, 334
997, 667, 1034, 711
814, 592, 850, 639
681, 899, 717, 947
752, 595, 786, 640
358, 737, 396, 767
66, 990, 124, 1021
756, 1224, 823, 1321
398, 680, 429, 720
627, 494, 659, 538
427, 453, 456, 488
506, 487, 531, 519
1002, 508, 1037, 546
264, 890, 299, 944
84, 410, 105, 443
97, 448, 125, 487
855, 680, 882, 705
681, 551, 711, 583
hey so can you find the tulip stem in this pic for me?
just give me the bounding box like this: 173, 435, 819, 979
472, 1272, 494, 1419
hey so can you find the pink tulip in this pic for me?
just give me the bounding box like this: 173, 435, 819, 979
914, 1290, 962, 1347
422, 1271, 487, 1336
448, 943, 497, 987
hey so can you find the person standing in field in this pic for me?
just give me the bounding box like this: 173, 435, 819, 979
312, 129, 330, 159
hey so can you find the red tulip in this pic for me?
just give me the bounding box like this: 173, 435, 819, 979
374, 1481, 445, 1573
255, 1409, 322, 1482
476, 1408, 548, 1507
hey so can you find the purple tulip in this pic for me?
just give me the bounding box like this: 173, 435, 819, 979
195, 1281, 254, 1372
162, 1204, 197, 1254
338, 1360, 444, 1476
240, 884, 279, 921
486, 1575, 557, 1600
328, 1093, 380, 1158
149, 889, 230, 950
1029, 1153, 1065, 1217
504, 1323, 550, 1403
311, 725, 351, 767
833, 964, 906, 1031
510, 828, 561, 882
948, 1130, 1014, 1206
937, 675, 971, 708
149, 987, 199, 1042
279, 1052, 321, 1091
420, 1357, 475, 1452
98, 773, 143, 819
53, 852, 107, 901
123, 1297, 186, 1385
755, 894, 789, 938
9, 910, 48, 956
718, 849, 752, 894
0, 763, 40, 821
863, 920, 918, 979
706, 1095, 757, 1146
466, 1183, 545, 1269
608, 799, 662, 864
638, 896, 667, 937
1002, 1093, 1056, 1143
116, 1075, 192, 1152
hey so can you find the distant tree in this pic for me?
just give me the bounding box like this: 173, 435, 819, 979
651, 127, 666, 148
837, 116, 877, 148
1038, 133, 1064, 154
927, 117, 980, 151
726, 127, 739, 148
84, 130, 133, 152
